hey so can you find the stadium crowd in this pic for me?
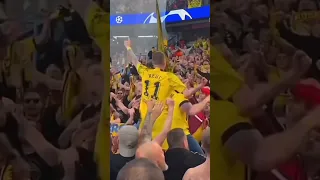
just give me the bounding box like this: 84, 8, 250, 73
0, 0, 211, 179
212, 0, 320, 179
0, 0, 109, 179
110, 37, 211, 180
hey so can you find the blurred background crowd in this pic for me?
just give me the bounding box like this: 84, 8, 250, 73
0, 0, 211, 179
211, 0, 320, 180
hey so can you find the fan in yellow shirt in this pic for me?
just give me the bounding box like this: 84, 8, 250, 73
158, 91, 209, 152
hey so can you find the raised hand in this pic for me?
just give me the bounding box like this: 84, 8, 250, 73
200, 77, 208, 86
145, 99, 156, 113
151, 102, 164, 121
166, 98, 175, 109
124, 40, 131, 49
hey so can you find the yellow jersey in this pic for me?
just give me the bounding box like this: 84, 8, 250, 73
211, 45, 244, 99
137, 64, 186, 139
212, 98, 252, 180
160, 92, 190, 150
84, 2, 110, 180
1, 37, 36, 87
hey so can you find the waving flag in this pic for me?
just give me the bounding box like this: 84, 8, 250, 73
156, 0, 172, 72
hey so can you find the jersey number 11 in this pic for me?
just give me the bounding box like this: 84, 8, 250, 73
144, 80, 160, 100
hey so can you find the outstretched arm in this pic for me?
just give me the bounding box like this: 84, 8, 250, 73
124, 41, 140, 68
181, 96, 210, 116
138, 101, 163, 145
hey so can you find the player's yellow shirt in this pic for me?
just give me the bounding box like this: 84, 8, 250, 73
211, 45, 244, 99
160, 92, 190, 150
137, 64, 186, 138
84, 3, 109, 180
212, 98, 251, 180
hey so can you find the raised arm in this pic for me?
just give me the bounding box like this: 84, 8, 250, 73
34, 16, 51, 45
124, 40, 140, 68
138, 100, 163, 145
17, 116, 60, 166
234, 50, 311, 116
111, 92, 129, 114
181, 95, 210, 116
153, 98, 174, 146
184, 78, 208, 98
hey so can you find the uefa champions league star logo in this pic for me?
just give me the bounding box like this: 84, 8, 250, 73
143, 9, 192, 24
116, 16, 123, 24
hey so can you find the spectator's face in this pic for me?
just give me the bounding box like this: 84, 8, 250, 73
276, 53, 290, 70
117, 90, 124, 99
23, 92, 43, 116
45, 64, 62, 80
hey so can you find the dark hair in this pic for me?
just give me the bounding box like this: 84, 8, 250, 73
152, 51, 165, 66
117, 158, 164, 180
167, 128, 186, 148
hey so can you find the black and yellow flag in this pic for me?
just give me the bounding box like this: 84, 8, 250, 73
156, 0, 164, 52
155, 0, 172, 71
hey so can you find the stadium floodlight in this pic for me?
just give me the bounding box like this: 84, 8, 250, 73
138, 36, 156, 38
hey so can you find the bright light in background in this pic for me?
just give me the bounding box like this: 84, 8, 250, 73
113, 36, 129, 38
138, 36, 158, 38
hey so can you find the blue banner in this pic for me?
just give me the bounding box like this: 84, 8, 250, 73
110, 6, 210, 26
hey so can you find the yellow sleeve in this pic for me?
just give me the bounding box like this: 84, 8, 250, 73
168, 73, 187, 93
211, 46, 244, 100
84, 2, 109, 53
137, 63, 148, 76
172, 92, 188, 106
13, 38, 36, 64
84, 3, 110, 180
10, 38, 36, 84
211, 99, 251, 143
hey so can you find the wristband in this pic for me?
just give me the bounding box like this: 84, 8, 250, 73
127, 47, 132, 51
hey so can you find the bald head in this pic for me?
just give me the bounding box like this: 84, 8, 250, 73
136, 142, 168, 171
117, 158, 164, 180
202, 128, 210, 155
